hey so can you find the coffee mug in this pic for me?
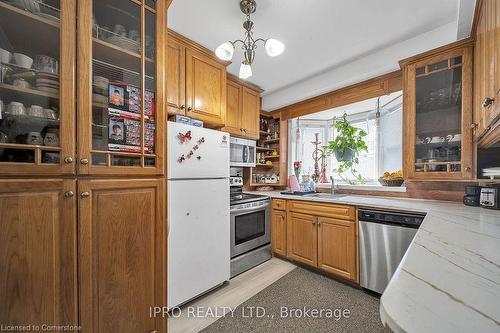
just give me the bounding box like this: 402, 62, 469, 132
13, 78, 30, 88
27, 132, 43, 145
7, 102, 25, 116
0, 48, 11, 64
43, 132, 59, 146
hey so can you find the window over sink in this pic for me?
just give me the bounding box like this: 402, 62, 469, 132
288, 91, 403, 186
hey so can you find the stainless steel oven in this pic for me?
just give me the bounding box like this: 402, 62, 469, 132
230, 198, 271, 276
229, 137, 256, 167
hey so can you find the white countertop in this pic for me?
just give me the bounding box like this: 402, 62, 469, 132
248, 191, 500, 333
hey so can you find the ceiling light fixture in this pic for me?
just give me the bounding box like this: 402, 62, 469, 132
215, 0, 285, 79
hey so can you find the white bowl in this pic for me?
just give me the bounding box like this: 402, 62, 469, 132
0, 48, 11, 64
13, 53, 33, 69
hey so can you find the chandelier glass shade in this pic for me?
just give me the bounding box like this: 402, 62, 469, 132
215, 0, 284, 79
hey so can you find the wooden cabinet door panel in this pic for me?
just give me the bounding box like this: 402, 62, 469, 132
79, 179, 166, 333
317, 217, 356, 281
223, 80, 243, 136
185, 49, 226, 126
167, 39, 186, 115
271, 209, 287, 256
0, 179, 77, 326
287, 212, 317, 267
241, 87, 260, 139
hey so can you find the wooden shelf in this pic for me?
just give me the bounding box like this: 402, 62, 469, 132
250, 183, 284, 187
0, 2, 60, 58
262, 138, 280, 144
0, 83, 59, 99
264, 155, 280, 159
255, 163, 273, 167
0, 142, 61, 151
256, 146, 274, 151
93, 38, 154, 74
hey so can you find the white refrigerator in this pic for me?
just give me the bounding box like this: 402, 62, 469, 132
167, 121, 230, 308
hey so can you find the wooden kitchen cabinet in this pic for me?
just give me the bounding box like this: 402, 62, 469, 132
474, 0, 500, 148
0, 1, 76, 175
167, 31, 228, 127
317, 217, 356, 281
185, 48, 227, 126
400, 40, 474, 180
223, 76, 262, 139
284, 200, 358, 283
287, 212, 318, 267
271, 208, 287, 256
0, 179, 77, 327
167, 37, 186, 115
77, 0, 167, 175
79, 178, 166, 333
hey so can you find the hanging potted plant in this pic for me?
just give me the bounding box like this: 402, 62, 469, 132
324, 113, 368, 184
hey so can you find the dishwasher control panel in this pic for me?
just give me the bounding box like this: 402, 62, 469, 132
358, 209, 425, 228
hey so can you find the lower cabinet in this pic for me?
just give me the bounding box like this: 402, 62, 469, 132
272, 200, 358, 283
317, 217, 356, 281
287, 212, 318, 267
79, 178, 166, 333
271, 209, 287, 256
0, 179, 78, 327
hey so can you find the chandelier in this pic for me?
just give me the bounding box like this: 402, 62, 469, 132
215, 0, 285, 79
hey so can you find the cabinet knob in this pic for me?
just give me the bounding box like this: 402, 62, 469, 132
243, 128, 247, 133
64, 191, 74, 198
312, 222, 316, 226
482, 97, 495, 108
180, 105, 185, 110
240, 128, 243, 132
64, 156, 73, 164
465, 166, 472, 172
80, 192, 90, 198
80, 158, 89, 165
187, 106, 193, 111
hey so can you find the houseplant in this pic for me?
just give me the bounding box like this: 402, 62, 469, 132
324, 113, 368, 184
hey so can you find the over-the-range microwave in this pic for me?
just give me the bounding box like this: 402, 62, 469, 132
230, 137, 256, 167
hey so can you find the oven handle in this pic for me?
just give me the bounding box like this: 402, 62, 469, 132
230, 201, 270, 214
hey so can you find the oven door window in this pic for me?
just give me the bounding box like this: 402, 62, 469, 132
235, 210, 265, 245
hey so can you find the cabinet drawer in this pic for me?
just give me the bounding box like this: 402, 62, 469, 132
288, 200, 355, 221
272, 199, 287, 210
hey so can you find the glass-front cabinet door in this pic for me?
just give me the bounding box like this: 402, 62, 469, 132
77, 0, 166, 175
404, 44, 473, 180
0, 1, 75, 175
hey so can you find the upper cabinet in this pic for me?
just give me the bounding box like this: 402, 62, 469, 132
167, 31, 227, 127
474, 0, 500, 147
0, 1, 76, 175
77, 0, 166, 175
223, 76, 262, 139
400, 41, 474, 180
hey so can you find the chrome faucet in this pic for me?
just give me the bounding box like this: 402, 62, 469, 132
330, 176, 335, 195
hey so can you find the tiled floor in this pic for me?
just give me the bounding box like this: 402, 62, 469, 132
168, 257, 296, 333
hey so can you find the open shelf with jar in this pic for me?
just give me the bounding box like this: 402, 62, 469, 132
77, 0, 165, 175
0, 0, 75, 175
245, 112, 288, 188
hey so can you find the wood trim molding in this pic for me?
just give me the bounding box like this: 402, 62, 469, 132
227, 73, 264, 93
398, 38, 474, 68
273, 70, 402, 120
470, 0, 484, 38
168, 29, 230, 67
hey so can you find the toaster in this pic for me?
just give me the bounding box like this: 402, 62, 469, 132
480, 185, 500, 210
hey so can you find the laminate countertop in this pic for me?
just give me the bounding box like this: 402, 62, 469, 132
247, 191, 500, 333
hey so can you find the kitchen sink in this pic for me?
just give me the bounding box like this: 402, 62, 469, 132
312, 193, 348, 199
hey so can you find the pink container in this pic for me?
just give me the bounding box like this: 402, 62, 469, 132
288, 175, 300, 192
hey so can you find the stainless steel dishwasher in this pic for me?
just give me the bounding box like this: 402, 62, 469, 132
358, 208, 426, 294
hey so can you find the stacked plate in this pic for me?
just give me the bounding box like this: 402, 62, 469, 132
35, 72, 59, 94
482, 167, 500, 179
105, 35, 140, 53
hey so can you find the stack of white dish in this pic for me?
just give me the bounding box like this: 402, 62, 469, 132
482, 167, 500, 179
35, 72, 59, 93
105, 35, 140, 52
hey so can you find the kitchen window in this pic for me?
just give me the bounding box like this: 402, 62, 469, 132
289, 93, 403, 185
